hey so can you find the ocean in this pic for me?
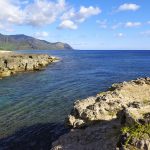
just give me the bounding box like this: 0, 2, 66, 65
0, 50, 150, 149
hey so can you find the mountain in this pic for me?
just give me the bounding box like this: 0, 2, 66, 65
0, 33, 73, 50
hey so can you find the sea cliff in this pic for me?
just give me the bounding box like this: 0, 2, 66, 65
52, 78, 150, 150
0, 53, 58, 78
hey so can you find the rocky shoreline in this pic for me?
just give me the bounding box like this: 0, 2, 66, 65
52, 78, 150, 150
0, 53, 58, 79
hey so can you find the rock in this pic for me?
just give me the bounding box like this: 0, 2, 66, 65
134, 139, 150, 150
51, 78, 150, 150
0, 69, 12, 77
66, 78, 150, 128
0, 53, 58, 78
52, 119, 121, 150
124, 104, 150, 125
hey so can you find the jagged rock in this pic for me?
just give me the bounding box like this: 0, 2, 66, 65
124, 105, 150, 125
52, 78, 150, 150
134, 139, 150, 150
0, 53, 58, 78
66, 78, 150, 128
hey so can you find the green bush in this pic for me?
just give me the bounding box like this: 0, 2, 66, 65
121, 123, 150, 145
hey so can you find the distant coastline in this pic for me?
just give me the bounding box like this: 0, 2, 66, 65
0, 33, 73, 51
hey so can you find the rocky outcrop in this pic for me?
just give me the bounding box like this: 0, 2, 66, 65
52, 78, 150, 150
0, 53, 58, 78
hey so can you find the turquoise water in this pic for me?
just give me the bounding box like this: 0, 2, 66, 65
0, 50, 150, 149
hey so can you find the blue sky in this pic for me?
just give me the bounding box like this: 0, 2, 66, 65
0, 0, 150, 50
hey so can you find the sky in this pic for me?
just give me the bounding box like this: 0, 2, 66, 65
0, 0, 150, 50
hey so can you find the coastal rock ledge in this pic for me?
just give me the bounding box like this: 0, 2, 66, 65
0, 53, 57, 78
52, 78, 150, 150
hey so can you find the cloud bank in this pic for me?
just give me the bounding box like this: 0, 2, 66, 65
0, 0, 101, 30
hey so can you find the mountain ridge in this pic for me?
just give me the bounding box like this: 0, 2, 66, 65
0, 33, 73, 50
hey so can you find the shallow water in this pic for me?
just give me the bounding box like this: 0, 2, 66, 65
0, 50, 150, 149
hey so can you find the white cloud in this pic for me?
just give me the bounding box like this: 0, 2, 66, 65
24, 0, 66, 26
118, 3, 140, 11
78, 6, 101, 22
141, 30, 150, 37
125, 22, 141, 27
61, 8, 75, 21
59, 6, 101, 29
0, 0, 66, 26
111, 22, 123, 29
0, 0, 24, 24
0, 0, 101, 30
34, 31, 49, 39
58, 20, 77, 30
96, 20, 107, 29
116, 33, 124, 38
111, 21, 142, 29
61, 6, 101, 22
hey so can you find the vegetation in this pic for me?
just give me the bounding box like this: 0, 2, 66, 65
121, 123, 150, 145
99, 92, 106, 96
0, 43, 17, 50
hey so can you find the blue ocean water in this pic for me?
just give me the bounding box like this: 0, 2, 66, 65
0, 50, 150, 149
